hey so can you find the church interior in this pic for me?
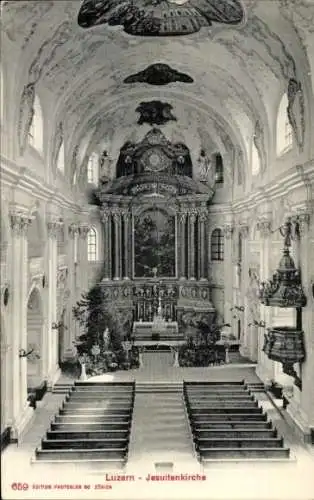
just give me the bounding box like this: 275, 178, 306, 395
1, 0, 314, 498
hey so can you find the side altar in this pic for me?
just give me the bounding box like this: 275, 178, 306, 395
97, 129, 217, 338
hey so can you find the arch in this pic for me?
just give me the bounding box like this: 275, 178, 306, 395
87, 227, 98, 262
87, 151, 99, 185
276, 93, 293, 156
26, 287, 44, 389
56, 140, 65, 173
28, 94, 43, 153
211, 228, 224, 261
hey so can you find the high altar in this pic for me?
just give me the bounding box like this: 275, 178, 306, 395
97, 129, 216, 339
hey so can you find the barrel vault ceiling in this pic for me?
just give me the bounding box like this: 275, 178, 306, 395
2, 0, 314, 177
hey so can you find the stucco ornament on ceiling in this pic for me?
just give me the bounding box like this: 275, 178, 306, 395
287, 78, 305, 152
77, 0, 245, 36
124, 63, 194, 85
136, 101, 177, 126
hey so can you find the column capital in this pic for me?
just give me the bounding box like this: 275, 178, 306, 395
122, 210, 131, 221
199, 210, 208, 223
223, 224, 234, 239
47, 217, 64, 238
257, 218, 272, 237
239, 223, 249, 239
179, 210, 188, 223
292, 212, 311, 236
78, 224, 91, 239
189, 209, 198, 223
101, 211, 111, 223
112, 209, 121, 223
68, 223, 79, 238
10, 211, 34, 236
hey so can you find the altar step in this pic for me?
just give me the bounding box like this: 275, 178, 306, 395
52, 383, 74, 394
136, 382, 183, 393
184, 381, 290, 463
33, 382, 135, 468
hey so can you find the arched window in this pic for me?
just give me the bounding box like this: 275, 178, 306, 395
87, 227, 97, 262
251, 141, 260, 176
87, 152, 99, 185
214, 153, 224, 184
211, 228, 224, 261
277, 93, 293, 156
28, 95, 43, 153
56, 141, 65, 173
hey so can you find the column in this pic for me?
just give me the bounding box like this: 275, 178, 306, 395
223, 223, 234, 325
68, 223, 79, 341
102, 211, 111, 280
78, 223, 90, 291
256, 217, 275, 384
238, 223, 250, 357
9, 210, 33, 438
199, 211, 207, 280
179, 211, 187, 280
113, 210, 121, 280
123, 211, 130, 280
46, 217, 62, 383
188, 211, 197, 280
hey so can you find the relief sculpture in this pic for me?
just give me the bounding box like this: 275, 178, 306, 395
78, 0, 245, 36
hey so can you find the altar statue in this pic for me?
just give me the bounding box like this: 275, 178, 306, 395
103, 327, 110, 350
197, 149, 215, 185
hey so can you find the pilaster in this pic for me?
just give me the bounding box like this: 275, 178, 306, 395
223, 223, 233, 324
78, 223, 90, 291
102, 211, 111, 280
46, 216, 63, 384
188, 210, 197, 280
123, 210, 131, 280
179, 211, 187, 280
9, 209, 34, 439
255, 216, 275, 384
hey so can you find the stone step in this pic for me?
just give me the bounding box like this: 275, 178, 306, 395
186, 395, 254, 401
62, 399, 133, 411
47, 430, 129, 440
188, 401, 258, 408
55, 414, 131, 422
186, 382, 245, 386
200, 448, 290, 459
71, 388, 134, 394
197, 438, 283, 448
191, 413, 267, 422
185, 389, 249, 395
35, 448, 126, 460
60, 407, 132, 414
195, 429, 276, 438
66, 395, 134, 402
52, 422, 130, 430
189, 407, 263, 415
42, 439, 127, 450
75, 382, 134, 387
194, 420, 271, 428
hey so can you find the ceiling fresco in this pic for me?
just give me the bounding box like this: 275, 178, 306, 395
1, 0, 314, 180
77, 0, 245, 36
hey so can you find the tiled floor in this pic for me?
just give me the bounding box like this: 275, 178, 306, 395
2, 364, 314, 500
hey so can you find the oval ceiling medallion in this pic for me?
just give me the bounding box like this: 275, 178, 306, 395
78, 0, 245, 36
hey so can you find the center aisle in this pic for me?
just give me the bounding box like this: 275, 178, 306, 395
127, 382, 200, 474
